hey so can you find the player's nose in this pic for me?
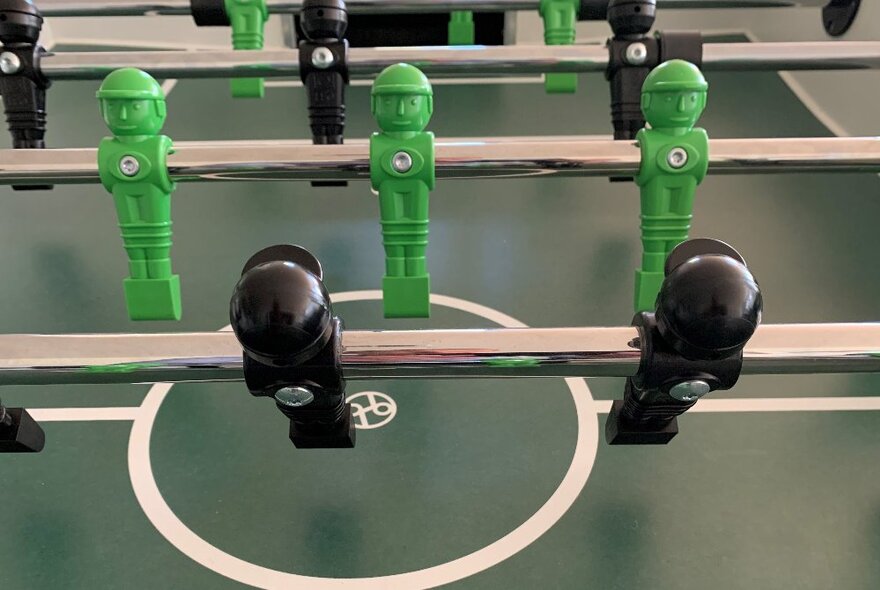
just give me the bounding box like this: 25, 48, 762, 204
677, 96, 688, 112
397, 99, 406, 116
119, 105, 128, 120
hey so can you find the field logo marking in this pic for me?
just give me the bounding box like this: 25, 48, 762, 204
348, 391, 397, 430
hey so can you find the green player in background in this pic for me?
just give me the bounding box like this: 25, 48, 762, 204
225, 0, 269, 98
634, 59, 709, 312
97, 68, 180, 321
370, 64, 436, 319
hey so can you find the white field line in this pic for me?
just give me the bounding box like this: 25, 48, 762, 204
25, 396, 880, 423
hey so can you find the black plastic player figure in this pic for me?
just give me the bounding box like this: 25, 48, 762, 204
606, 238, 762, 444
298, 0, 349, 146
603, 0, 702, 141
230, 244, 355, 449
0, 0, 51, 190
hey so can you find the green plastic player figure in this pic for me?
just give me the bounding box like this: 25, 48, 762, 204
226, 0, 269, 98
97, 68, 181, 321
370, 64, 436, 319
634, 59, 709, 312
448, 11, 475, 45
539, 0, 579, 93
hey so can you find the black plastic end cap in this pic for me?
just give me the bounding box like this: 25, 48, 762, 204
605, 401, 678, 445
230, 245, 333, 367
0, 408, 45, 453
190, 0, 229, 26
289, 404, 356, 448
656, 239, 762, 361
607, 0, 656, 37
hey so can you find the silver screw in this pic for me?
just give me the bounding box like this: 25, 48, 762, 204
275, 386, 315, 408
625, 42, 648, 66
311, 47, 335, 69
392, 151, 413, 173
667, 147, 688, 169
119, 156, 140, 177
0, 52, 22, 75
669, 380, 711, 403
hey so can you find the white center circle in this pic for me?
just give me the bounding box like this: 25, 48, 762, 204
128, 291, 598, 589
347, 391, 397, 430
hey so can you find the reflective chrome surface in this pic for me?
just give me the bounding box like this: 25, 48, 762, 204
2, 136, 878, 186
39, 42, 880, 81
742, 323, 880, 375
0, 323, 876, 386
703, 42, 880, 71
340, 327, 642, 378
36, 0, 821, 17
0, 332, 243, 385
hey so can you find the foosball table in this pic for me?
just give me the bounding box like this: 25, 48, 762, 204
0, 0, 878, 587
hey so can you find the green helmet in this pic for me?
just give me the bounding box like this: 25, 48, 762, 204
643, 60, 708, 93
372, 63, 433, 97
96, 68, 164, 100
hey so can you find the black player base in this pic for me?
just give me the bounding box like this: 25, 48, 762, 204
289, 404, 356, 449
0, 408, 46, 453
605, 400, 679, 445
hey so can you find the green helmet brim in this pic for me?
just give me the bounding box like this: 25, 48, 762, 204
646, 80, 708, 92
96, 89, 164, 100
372, 84, 432, 96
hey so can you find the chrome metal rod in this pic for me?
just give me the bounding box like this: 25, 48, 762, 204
1, 136, 878, 186
35, 0, 824, 18
38, 42, 880, 82
0, 323, 876, 386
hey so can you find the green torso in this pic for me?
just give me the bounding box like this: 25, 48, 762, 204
370, 132, 436, 191
98, 135, 175, 194
635, 127, 709, 188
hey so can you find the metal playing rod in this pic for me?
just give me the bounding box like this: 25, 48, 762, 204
1, 136, 878, 186
35, 0, 826, 18
0, 322, 876, 386
38, 42, 880, 81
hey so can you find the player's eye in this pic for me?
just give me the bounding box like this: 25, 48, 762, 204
691, 95, 697, 102
133, 103, 142, 111
411, 99, 417, 106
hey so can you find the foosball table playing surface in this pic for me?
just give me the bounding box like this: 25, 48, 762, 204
2, 19, 880, 590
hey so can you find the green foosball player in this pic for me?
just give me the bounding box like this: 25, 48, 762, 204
539, 0, 579, 93
634, 59, 709, 312
370, 64, 436, 319
97, 68, 181, 321
226, 0, 269, 98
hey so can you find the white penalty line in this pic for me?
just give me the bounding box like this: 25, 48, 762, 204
592, 397, 880, 414
30, 407, 142, 422
24, 396, 880, 423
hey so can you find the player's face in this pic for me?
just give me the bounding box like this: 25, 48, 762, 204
645, 90, 704, 128
375, 94, 430, 132
102, 99, 164, 136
